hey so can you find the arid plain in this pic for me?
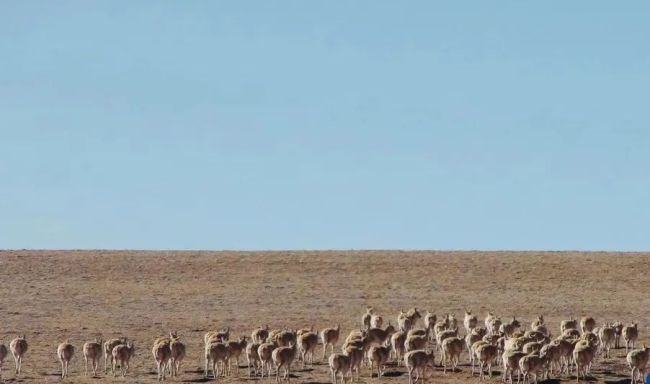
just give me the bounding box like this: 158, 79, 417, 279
0, 250, 647, 383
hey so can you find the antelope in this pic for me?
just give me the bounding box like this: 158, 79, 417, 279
502, 350, 526, 384
272, 343, 297, 383
328, 353, 351, 384
252, 325, 270, 344
112, 342, 135, 377
441, 337, 464, 373
612, 322, 624, 349
371, 314, 384, 329
399, 308, 422, 332
390, 331, 407, 365
321, 324, 341, 360
343, 345, 364, 383
258, 342, 277, 378
499, 317, 521, 337
475, 343, 498, 380
519, 353, 546, 384
484, 312, 496, 330
464, 310, 478, 333
152, 338, 172, 381
465, 327, 487, 364
297, 331, 319, 366
83, 338, 102, 377
424, 312, 437, 341
205, 342, 229, 379
246, 342, 261, 377
368, 345, 390, 378
626, 344, 650, 384
540, 343, 562, 379
560, 318, 578, 334
580, 317, 596, 334
367, 322, 396, 346
205, 328, 230, 345
57, 341, 75, 379
103, 337, 126, 374
170, 334, 186, 378
0, 343, 8, 380
531, 315, 544, 330
10, 335, 28, 376
362, 307, 374, 330
598, 324, 615, 358
623, 323, 639, 352
405, 334, 428, 353
404, 350, 435, 384
573, 338, 598, 382
226, 336, 248, 376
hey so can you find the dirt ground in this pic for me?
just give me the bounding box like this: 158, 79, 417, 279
0, 250, 647, 383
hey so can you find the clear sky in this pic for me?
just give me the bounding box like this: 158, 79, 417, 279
1, 1, 649, 251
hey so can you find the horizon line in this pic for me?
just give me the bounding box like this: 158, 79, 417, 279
0, 248, 647, 253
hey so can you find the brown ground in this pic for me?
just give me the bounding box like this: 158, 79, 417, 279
0, 250, 647, 383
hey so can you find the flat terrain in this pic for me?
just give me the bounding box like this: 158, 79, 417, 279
0, 250, 647, 383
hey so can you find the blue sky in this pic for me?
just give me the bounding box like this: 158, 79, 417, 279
1, 1, 649, 250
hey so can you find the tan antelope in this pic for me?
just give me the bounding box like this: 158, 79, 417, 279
252, 325, 270, 344
246, 342, 261, 377
598, 324, 615, 358
398, 308, 422, 332
499, 317, 521, 337
519, 353, 546, 384
103, 337, 126, 374
258, 342, 276, 378
464, 310, 478, 334
573, 338, 598, 382
465, 327, 487, 364
368, 345, 390, 378
57, 341, 75, 379
276, 330, 297, 347
371, 314, 384, 329
205, 341, 229, 379
152, 338, 172, 381
112, 342, 135, 377
362, 307, 374, 330
405, 334, 428, 353
623, 323, 639, 352
474, 343, 498, 380
82, 338, 102, 377
390, 331, 407, 365
441, 337, 464, 373
540, 343, 562, 379
560, 318, 578, 334
343, 345, 364, 382
404, 350, 435, 384
328, 353, 351, 384
484, 312, 496, 330
367, 322, 396, 347
298, 331, 319, 366
10, 335, 28, 376
205, 327, 230, 345
0, 343, 8, 380
531, 315, 544, 330
423, 312, 437, 341
272, 342, 297, 383
580, 317, 596, 333
502, 350, 526, 384
613, 321, 624, 349
321, 324, 341, 360
626, 344, 650, 384
226, 336, 248, 376
169, 333, 186, 378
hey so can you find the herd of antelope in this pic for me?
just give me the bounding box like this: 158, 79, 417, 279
0, 308, 647, 384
